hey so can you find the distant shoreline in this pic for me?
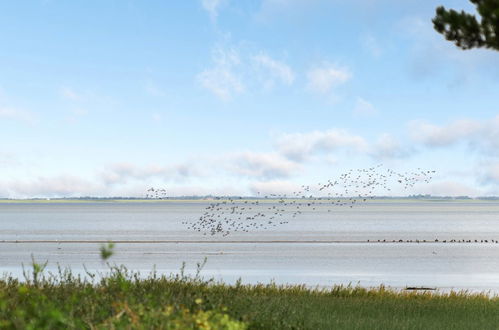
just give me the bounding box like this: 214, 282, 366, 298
1, 197, 499, 204
1, 239, 498, 244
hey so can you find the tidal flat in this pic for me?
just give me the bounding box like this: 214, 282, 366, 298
2, 200, 499, 292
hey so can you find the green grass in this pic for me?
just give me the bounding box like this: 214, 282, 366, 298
1, 263, 499, 329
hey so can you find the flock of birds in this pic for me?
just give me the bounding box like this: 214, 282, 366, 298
145, 187, 168, 200
370, 239, 499, 244
183, 165, 436, 236
144, 171, 499, 244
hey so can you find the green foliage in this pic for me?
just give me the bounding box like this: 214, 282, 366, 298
98, 302, 247, 330
433, 0, 499, 50
99, 242, 115, 261
1, 263, 499, 329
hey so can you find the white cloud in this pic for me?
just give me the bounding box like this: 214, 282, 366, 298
276, 129, 367, 161
369, 133, 411, 159
0, 106, 34, 124
306, 62, 351, 94
201, 0, 226, 21
197, 47, 244, 101
409, 116, 499, 153
197, 67, 244, 101
409, 119, 481, 147
488, 165, 499, 183
252, 53, 295, 89
480, 162, 499, 185
353, 97, 377, 116
229, 152, 300, 180
0, 174, 240, 199
99, 162, 201, 185
0, 161, 207, 198
3, 175, 103, 198
274, 127, 418, 162
197, 47, 295, 99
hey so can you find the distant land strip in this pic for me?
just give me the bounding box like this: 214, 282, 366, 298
1, 240, 498, 244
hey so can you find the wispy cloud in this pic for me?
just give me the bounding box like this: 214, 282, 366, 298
2, 175, 103, 198
409, 116, 499, 154
353, 97, 377, 117
197, 46, 298, 100
99, 162, 201, 185
306, 62, 351, 96
197, 47, 244, 101
201, 0, 226, 21
479, 162, 499, 185
229, 151, 300, 180
0, 161, 205, 198
409, 119, 481, 147
252, 53, 295, 89
369, 133, 412, 159
276, 129, 367, 161
275, 128, 415, 162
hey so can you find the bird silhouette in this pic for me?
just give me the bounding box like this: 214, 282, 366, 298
183, 164, 436, 236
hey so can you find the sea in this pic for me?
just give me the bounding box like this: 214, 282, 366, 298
2, 200, 499, 292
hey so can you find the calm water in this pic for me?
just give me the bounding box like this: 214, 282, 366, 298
2, 200, 499, 292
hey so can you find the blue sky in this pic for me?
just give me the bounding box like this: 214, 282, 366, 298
1, 0, 498, 198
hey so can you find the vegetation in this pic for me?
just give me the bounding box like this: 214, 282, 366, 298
99, 242, 115, 261
1, 260, 499, 329
433, 0, 499, 51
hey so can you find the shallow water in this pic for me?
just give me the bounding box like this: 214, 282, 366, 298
2, 200, 499, 292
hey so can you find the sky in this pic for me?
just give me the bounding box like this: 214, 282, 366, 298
0, 0, 498, 198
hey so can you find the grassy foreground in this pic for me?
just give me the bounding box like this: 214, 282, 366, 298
1, 264, 499, 329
